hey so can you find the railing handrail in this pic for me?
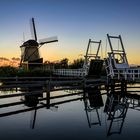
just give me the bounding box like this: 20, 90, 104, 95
53, 68, 87, 77
111, 68, 140, 80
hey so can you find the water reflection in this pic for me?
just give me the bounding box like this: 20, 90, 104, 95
104, 92, 129, 136
1, 86, 140, 139
84, 87, 103, 127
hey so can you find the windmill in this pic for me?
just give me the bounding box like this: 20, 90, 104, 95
20, 18, 58, 70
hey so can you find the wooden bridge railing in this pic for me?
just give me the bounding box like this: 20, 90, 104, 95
113, 68, 140, 81
53, 68, 87, 77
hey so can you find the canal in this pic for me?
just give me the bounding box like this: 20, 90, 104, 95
0, 86, 140, 140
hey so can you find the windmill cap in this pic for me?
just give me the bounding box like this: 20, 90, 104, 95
20, 40, 38, 47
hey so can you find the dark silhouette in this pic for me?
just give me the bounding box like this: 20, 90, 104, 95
84, 87, 103, 127
104, 92, 129, 136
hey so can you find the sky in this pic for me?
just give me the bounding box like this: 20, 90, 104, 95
0, 0, 140, 64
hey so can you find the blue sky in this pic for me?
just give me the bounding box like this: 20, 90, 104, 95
0, 0, 140, 64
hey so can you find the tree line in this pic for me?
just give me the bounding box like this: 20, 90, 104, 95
44, 58, 84, 69
0, 58, 85, 77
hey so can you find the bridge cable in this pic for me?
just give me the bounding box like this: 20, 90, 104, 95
100, 42, 103, 59
117, 39, 120, 60
105, 37, 108, 58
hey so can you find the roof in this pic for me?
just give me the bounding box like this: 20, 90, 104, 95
20, 40, 38, 47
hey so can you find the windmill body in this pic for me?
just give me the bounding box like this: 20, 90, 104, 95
20, 39, 43, 70
20, 18, 58, 70
20, 40, 40, 62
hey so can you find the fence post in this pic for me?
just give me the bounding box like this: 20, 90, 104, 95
46, 80, 50, 109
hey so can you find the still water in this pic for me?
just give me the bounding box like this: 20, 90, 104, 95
0, 88, 140, 140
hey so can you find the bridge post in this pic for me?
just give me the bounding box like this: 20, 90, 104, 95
110, 79, 115, 94
16, 76, 18, 92
121, 79, 127, 96
46, 80, 50, 109
81, 76, 86, 89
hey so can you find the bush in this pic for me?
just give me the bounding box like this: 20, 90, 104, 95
0, 66, 18, 77
0, 66, 52, 77
17, 69, 52, 77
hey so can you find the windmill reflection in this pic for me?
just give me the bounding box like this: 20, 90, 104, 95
21, 88, 83, 129
22, 95, 39, 107
84, 87, 104, 128
21, 90, 43, 129
104, 92, 129, 136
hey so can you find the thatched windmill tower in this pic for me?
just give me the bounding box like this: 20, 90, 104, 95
20, 18, 58, 70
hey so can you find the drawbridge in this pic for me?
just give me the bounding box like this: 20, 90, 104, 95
53, 39, 103, 77
54, 33, 140, 81
105, 34, 140, 82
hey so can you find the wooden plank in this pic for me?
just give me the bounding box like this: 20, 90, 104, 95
0, 97, 83, 117
0, 84, 43, 89
0, 90, 44, 99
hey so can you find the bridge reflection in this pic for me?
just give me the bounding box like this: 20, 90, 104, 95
84, 87, 103, 127
104, 92, 129, 136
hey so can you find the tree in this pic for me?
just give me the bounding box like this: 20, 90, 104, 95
60, 58, 69, 68
69, 58, 84, 69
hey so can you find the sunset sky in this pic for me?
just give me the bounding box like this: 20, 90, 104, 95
0, 0, 140, 64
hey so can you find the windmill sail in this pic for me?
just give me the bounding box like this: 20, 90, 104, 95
39, 36, 58, 45
30, 18, 37, 41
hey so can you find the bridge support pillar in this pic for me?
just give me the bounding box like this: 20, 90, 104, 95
46, 80, 50, 109
110, 79, 115, 94
121, 80, 127, 96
